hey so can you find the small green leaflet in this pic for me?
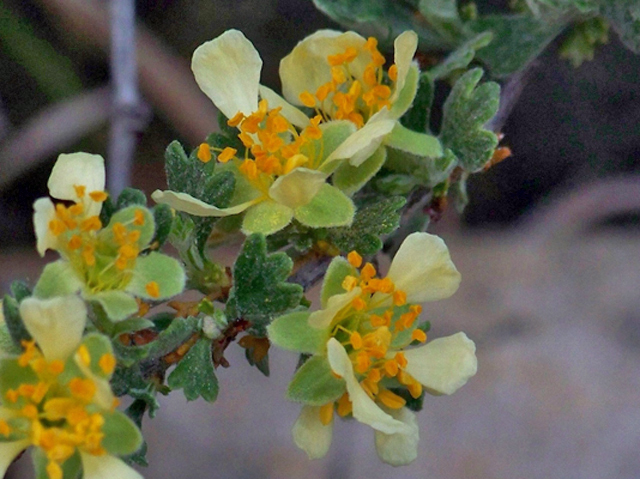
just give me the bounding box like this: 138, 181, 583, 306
167, 337, 219, 402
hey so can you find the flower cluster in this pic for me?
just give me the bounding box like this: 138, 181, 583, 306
33, 153, 185, 321
268, 233, 477, 465
0, 296, 141, 478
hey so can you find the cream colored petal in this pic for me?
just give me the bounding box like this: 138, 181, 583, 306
151, 190, 258, 217
403, 332, 477, 396
309, 287, 361, 329
292, 405, 334, 459
324, 113, 395, 167
327, 339, 411, 435
390, 31, 418, 103
33, 197, 58, 257
374, 407, 420, 466
268, 168, 326, 210
48, 153, 105, 217
280, 30, 368, 105
80, 452, 142, 479
258, 85, 310, 128
386, 232, 461, 304
192, 30, 261, 119
0, 439, 30, 478
19, 295, 86, 360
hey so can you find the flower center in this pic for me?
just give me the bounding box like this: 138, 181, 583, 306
202, 99, 324, 196
299, 37, 398, 128
48, 189, 147, 293
324, 250, 427, 420
1, 341, 117, 479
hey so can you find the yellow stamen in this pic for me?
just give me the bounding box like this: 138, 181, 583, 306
411, 329, 427, 343
351, 296, 367, 311
336, 393, 352, 417
347, 251, 362, 268
133, 209, 145, 226
299, 91, 316, 107
384, 359, 399, 377
68, 235, 83, 250
377, 389, 406, 409
218, 147, 237, 163
388, 64, 398, 82
74, 185, 86, 198
360, 263, 376, 281
0, 420, 11, 436
408, 381, 423, 399
197, 143, 212, 163
319, 403, 334, 426
350, 331, 363, 350
98, 353, 116, 375
395, 352, 408, 369
393, 289, 407, 306
49, 219, 66, 236
227, 112, 245, 127
145, 281, 160, 299
69, 378, 96, 403
47, 461, 63, 480
77, 345, 91, 367
89, 191, 108, 203
80, 216, 102, 232
341, 275, 357, 292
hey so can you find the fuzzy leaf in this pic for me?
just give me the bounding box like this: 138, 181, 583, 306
10, 281, 31, 303
126, 252, 186, 301
101, 410, 143, 456
2, 295, 31, 347
294, 184, 355, 228
167, 337, 219, 402
268, 311, 327, 354
439, 68, 500, 172
329, 195, 406, 255
151, 203, 173, 249
116, 188, 147, 210
321, 257, 356, 306
287, 355, 346, 406
229, 234, 303, 335
428, 32, 493, 80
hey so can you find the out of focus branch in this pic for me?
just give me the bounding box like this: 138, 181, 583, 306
37, 0, 217, 144
108, 0, 147, 196
0, 88, 110, 188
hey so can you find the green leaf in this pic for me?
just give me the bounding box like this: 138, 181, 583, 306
599, 0, 640, 53
164, 140, 236, 208
102, 410, 143, 456
469, 15, 562, 77
241, 200, 293, 236
417, 0, 465, 45
143, 316, 200, 360
2, 295, 31, 346
10, 281, 31, 303
321, 257, 356, 306
267, 311, 327, 354
123, 399, 149, 467
111, 318, 155, 338
328, 195, 406, 255
287, 355, 345, 406
116, 188, 147, 210
428, 31, 493, 80
151, 203, 173, 248
294, 184, 355, 228
126, 252, 186, 301
167, 338, 219, 402
400, 73, 435, 133
32, 260, 82, 299
439, 68, 500, 172
230, 234, 303, 336
333, 146, 387, 196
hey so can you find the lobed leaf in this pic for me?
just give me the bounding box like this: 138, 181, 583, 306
167, 337, 219, 402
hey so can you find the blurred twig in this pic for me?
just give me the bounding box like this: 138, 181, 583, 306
108, 0, 148, 196
0, 87, 110, 188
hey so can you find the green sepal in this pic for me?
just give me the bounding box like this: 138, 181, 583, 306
87, 290, 138, 323
294, 184, 355, 228
2, 295, 31, 347
241, 200, 293, 236
320, 257, 356, 307
328, 195, 406, 255
385, 123, 442, 158
78, 333, 115, 380
287, 355, 345, 406
32, 447, 82, 479
126, 252, 186, 301
33, 260, 82, 299
100, 205, 155, 251
314, 120, 357, 174
439, 68, 500, 172
110, 317, 155, 338
167, 337, 219, 402
428, 31, 493, 80
333, 146, 387, 196
0, 358, 38, 400
400, 73, 435, 134
229, 234, 303, 336
101, 409, 144, 456
243, 343, 270, 377
267, 311, 327, 355
116, 188, 147, 210
151, 203, 173, 249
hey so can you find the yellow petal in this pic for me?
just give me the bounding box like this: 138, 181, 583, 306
151, 190, 259, 217
390, 31, 418, 103
80, 452, 142, 479
192, 30, 261, 119
374, 406, 420, 466
292, 405, 334, 459
47, 153, 105, 217
309, 288, 361, 329
33, 197, 58, 257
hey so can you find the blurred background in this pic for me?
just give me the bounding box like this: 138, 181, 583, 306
1, 0, 640, 477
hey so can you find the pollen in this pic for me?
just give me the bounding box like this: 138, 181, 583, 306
0, 420, 11, 437
384, 359, 399, 377
77, 345, 91, 367
97, 353, 116, 376
145, 281, 160, 299
80, 216, 102, 232
47, 461, 63, 480
350, 331, 363, 350
69, 378, 96, 402
68, 235, 83, 250
411, 329, 427, 343
342, 275, 358, 292
360, 263, 376, 281
74, 185, 86, 198
89, 191, 108, 202
227, 111, 245, 127
48, 360, 65, 375
299, 91, 316, 107
336, 393, 352, 417
347, 251, 362, 268
351, 296, 367, 311
197, 143, 212, 163
377, 389, 406, 409
49, 219, 66, 236
393, 289, 407, 306
388, 64, 398, 82
218, 147, 237, 163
